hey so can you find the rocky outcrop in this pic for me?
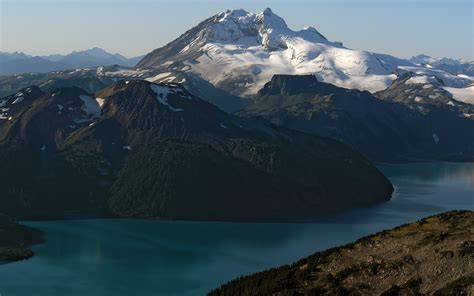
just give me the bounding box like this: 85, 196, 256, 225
239, 75, 474, 162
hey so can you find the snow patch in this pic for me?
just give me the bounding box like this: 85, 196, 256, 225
150, 84, 186, 112
95, 98, 105, 107
122, 146, 131, 150
11, 97, 24, 104
75, 95, 102, 123
220, 123, 228, 129
145, 72, 172, 82
414, 97, 423, 103
405, 76, 438, 85
457, 74, 474, 80
443, 86, 474, 105
432, 133, 440, 143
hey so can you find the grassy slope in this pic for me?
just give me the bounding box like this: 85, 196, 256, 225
209, 210, 474, 295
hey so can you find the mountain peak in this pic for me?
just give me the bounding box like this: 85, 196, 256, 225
207, 8, 328, 51
84, 47, 109, 54
221, 9, 249, 18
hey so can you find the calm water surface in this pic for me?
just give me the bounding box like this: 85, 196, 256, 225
0, 162, 473, 295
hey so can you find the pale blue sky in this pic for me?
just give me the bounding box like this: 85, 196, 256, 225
1, 0, 472, 60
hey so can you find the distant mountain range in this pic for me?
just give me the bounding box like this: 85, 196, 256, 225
0, 48, 143, 75
408, 54, 474, 77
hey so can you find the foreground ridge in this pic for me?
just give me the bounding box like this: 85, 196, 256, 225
209, 210, 474, 295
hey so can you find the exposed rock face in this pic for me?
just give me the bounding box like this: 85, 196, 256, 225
375, 72, 474, 117
0, 80, 393, 221
209, 210, 474, 295
239, 75, 474, 162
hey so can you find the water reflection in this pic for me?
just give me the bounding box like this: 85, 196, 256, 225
0, 162, 472, 296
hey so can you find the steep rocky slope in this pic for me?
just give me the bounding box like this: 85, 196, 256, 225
0, 80, 393, 221
209, 210, 474, 295
375, 72, 474, 116
239, 75, 474, 162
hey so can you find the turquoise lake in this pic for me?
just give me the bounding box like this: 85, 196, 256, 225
0, 162, 473, 295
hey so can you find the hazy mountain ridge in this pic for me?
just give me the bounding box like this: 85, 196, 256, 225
409, 54, 474, 77
0, 48, 143, 75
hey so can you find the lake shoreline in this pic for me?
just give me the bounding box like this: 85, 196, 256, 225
1, 162, 472, 295
209, 210, 474, 295
0, 214, 44, 263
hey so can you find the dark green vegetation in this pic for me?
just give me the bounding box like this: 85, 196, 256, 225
209, 210, 474, 295
240, 75, 474, 162
0, 80, 392, 221
0, 214, 43, 262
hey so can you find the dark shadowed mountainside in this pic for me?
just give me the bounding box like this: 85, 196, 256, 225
239, 75, 474, 162
0, 80, 393, 221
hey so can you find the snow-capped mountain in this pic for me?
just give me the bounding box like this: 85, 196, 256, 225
408, 54, 474, 77
0, 48, 142, 75
137, 8, 472, 97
